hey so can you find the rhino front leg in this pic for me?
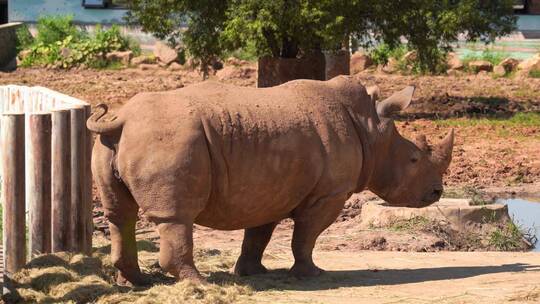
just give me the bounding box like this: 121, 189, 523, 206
234, 221, 278, 276
157, 221, 202, 281
290, 193, 348, 277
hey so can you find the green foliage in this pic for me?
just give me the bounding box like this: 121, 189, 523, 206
369, 43, 407, 66
36, 15, 83, 45
19, 16, 140, 69
369, 43, 448, 75
224, 41, 259, 62
126, 0, 516, 74
15, 24, 34, 52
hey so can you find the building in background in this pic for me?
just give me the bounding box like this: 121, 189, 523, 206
4, 0, 157, 49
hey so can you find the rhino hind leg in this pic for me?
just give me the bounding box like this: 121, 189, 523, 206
234, 221, 279, 276
290, 193, 348, 278
157, 221, 202, 281
92, 142, 149, 286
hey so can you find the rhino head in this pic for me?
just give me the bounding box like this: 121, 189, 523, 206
366, 86, 454, 208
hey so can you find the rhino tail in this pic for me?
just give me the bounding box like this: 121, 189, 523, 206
86, 104, 124, 135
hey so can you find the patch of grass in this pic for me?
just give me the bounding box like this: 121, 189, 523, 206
528, 69, 540, 78
388, 216, 430, 232
462, 49, 509, 67
434, 112, 540, 128
508, 287, 540, 302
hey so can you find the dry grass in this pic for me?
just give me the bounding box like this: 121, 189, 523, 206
6, 241, 253, 304
508, 287, 540, 302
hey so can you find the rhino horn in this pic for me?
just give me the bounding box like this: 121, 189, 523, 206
432, 129, 454, 173
376, 86, 415, 118
366, 85, 380, 104
413, 134, 430, 152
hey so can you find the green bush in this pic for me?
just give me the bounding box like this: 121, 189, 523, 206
369, 43, 407, 66
36, 15, 83, 45
369, 43, 448, 75
18, 15, 141, 69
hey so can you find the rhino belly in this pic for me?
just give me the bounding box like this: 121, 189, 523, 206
194, 131, 325, 230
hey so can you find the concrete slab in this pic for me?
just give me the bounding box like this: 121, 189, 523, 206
359, 198, 510, 230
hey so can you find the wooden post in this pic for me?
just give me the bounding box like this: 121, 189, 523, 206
51, 110, 71, 252
27, 114, 52, 256
70, 107, 86, 252
1, 114, 26, 280
83, 105, 93, 254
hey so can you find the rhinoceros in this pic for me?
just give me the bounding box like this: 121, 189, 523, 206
87, 76, 453, 285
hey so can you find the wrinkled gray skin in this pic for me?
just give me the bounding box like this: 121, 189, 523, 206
87, 76, 453, 285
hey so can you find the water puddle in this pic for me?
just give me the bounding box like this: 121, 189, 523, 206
497, 198, 540, 252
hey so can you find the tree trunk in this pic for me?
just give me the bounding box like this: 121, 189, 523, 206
257, 51, 326, 88
325, 49, 351, 80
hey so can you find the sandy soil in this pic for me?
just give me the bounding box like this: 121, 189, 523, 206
251, 250, 540, 304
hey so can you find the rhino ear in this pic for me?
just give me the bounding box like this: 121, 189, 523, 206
376, 86, 415, 118
366, 85, 380, 104
413, 134, 430, 152
432, 129, 454, 173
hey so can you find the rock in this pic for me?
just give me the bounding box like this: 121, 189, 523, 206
447, 69, 464, 77
60, 47, 71, 59
168, 62, 183, 72
468, 60, 493, 73
138, 63, 160, 71
131, 55, 154, 66
382, 57, 399, 74
106, 50, 133, 65
447, 52, 464, 70
493, 65, 506, 77
476, 70, 490, 78
499, 57, 520, 72
517, 54, 540, 71
18, 49, 31, 60
350, 52, 373, 74
359, 199, 510, 231
226, 57, 249, 66
154, 42, 178, 65
403, 51, 417, 62
216, 65, 256, 81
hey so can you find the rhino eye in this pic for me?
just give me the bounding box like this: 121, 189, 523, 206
411, 156, 419, 163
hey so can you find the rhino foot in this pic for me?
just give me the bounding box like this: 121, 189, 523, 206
290, 262, 324, 278
234, 258, 268, 276
116, 271, 152, 287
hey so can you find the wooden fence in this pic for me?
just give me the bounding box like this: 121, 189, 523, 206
0, 85, 93, 288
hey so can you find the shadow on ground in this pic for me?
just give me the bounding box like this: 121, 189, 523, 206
209, 263, 540, 291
